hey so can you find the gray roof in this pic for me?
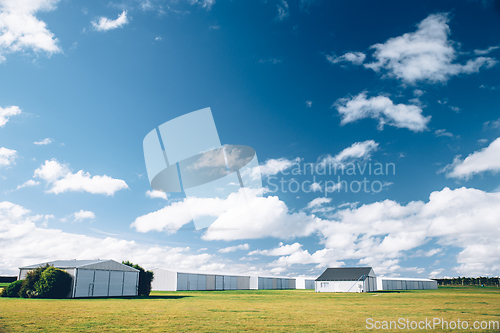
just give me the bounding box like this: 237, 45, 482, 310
19, 259, 139, 272
315, 267, 376, 281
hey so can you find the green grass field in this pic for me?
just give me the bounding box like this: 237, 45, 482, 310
0, 286, 499, 332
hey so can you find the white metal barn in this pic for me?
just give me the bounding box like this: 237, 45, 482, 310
19, 259, 139, 298
257, 276, 296, 290
294, 277, 315, 289
315, 267, 377, 293
376, 277, 438, 291
152, 268, 296, 291
152, 268, 251, 291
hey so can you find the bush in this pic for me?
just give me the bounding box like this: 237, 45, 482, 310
122, 261, 154, 296
34, 266, 72, 299
19, 264, 48, 298
1, 280, 23, 298
19, 264, 72, 299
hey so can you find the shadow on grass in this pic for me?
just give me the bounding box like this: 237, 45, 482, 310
76, 295, 193, 300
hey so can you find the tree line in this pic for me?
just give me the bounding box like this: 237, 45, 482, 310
434, 277, 500, 287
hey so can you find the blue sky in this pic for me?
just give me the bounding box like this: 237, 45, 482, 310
1, 0, 500, 278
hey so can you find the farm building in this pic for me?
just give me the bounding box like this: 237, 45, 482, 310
376, 277, 438, 291
295, 277, 315, 289
315, 267, 377, 293
152, 268, 296, 291
19, 259, 139, 298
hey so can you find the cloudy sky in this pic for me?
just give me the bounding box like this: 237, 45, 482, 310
1, 0, 500, 279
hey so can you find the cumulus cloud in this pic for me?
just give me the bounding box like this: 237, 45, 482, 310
72, 210, 95, 222
334, 92, 431, 132
34, 138, 53, 145
0, 0, 61, 63
444, 137, 500, 180
326, 52, 366, 65
187, 0, 216, 10
0, 201, 216, 275
218, 243, 249, 253
0, 147, 17, 167
434, 129, 453, 138
0, 105, 21, 127
306, 197, 332, 210
146, 190, 168, 200
92, 11, 129, 32
329, 13, 497, 84
132, 188, 322, 240
33, 159, 129, 195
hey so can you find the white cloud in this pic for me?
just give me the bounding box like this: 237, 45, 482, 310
0, 105, 21, 127
146, 190, 168, 200
0, 147, 17, 167
34, 138, 52, 145
257, 157, 302, 178
249, 242, 303, 256
306, 197, 332, 210
218, 243, 249, 253
473, 45, 499, 55
326, 52, 366, 65
187, 0, 216, 10
16, 179, 40, 190
305, 100, 312, 108
33, 159, 129, 195
362, 13, 497, 84
132, 188, 322, 240
444, 137, 500, 180
276, 0, 289, 21
434, 129, 453, 138
0, 0, 61, 63
0, 201, 216, 275
321, 140, 379, 165
92, 11, 129, 32
334, 92, 431, 132
72, 210, 95, 222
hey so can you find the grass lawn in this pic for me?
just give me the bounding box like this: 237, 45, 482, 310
0, 286, 499, 332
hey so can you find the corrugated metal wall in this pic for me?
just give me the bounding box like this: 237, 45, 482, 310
73, 269, 138, 298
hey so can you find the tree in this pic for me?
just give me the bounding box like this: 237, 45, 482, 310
19, 264, 72, 298
1, 280, 24, 298
122, 261, 154, 296
34, 266, 72, 298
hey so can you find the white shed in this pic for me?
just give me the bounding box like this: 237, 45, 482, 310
296, 277, 315, 289
152, 268, 252, 291
315, 267, 377, 293
19, 259, 139, 298
376, 277, 438, 291
152, 268, 297, 291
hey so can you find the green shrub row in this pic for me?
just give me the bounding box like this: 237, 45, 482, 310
1, 264, 72, 299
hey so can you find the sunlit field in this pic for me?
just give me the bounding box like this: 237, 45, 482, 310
0, 286, 499, 332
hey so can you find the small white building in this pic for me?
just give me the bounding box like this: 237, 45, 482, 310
19, 259, 139, 298
295, 277, 315, 289
376, 277, 438, 291
315, 267, 377, 293
152, 268, 296, 291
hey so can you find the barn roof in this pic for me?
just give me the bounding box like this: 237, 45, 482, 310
315, 267, 376, 281
19, 259, 139, 272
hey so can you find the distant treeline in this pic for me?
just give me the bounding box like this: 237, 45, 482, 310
434, 277, 499, 286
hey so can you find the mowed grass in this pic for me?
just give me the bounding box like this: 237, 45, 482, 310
0, 286, 499, 332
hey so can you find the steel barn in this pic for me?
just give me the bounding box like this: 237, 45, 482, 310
19, 259, 139, 298
315, 267, 377, 293
295, 277, 315, 289
152, 268, 296, 291
376, 277, 438, 291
